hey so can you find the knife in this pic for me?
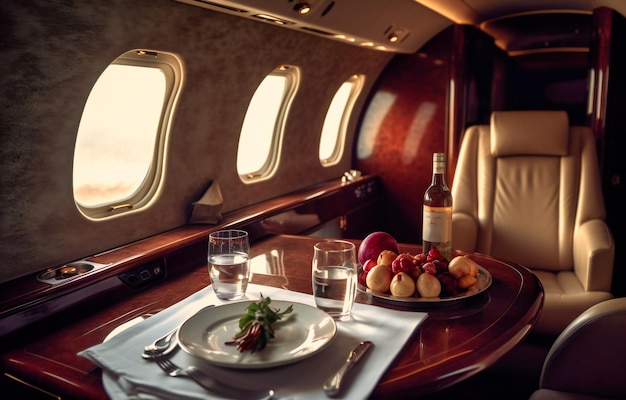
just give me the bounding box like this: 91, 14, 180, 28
323, 341, 373, 397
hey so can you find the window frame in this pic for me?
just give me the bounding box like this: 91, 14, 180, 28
319, 74, 366, 167
237, 65, 301, 183
73, 49, 183, 219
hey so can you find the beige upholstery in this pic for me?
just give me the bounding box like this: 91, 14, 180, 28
529, 297, 626, 400
452, 111, 615, 336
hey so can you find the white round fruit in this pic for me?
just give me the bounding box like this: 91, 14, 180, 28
366, 264, 393, 293
390, 272, 415, 297
416, 272, 441, 298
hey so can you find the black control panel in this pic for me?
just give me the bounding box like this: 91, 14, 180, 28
118, 259, 166, 288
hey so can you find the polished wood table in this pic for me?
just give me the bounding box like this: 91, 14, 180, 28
0, 234, 543, 399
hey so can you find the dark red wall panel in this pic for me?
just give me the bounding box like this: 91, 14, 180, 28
354, 28, 453, 244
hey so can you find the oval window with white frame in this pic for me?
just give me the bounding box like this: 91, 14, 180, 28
237, 65, 300, 183
319, 74, 365, 166
73, 50, 182, 218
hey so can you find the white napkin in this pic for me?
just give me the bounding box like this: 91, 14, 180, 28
79, 283, 427, 400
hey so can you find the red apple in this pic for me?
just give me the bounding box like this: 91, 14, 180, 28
358, 232, 399, 266
362, 259, 377, 273
358, 271, 368, 286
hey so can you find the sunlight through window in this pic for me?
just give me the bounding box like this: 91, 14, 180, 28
237, 65, 300, 182
73, 50, 182, 216
319, 74, 365, 166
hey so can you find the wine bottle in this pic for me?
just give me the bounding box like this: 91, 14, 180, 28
422, 153, 452, 261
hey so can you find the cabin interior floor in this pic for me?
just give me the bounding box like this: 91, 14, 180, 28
423, 333, 556, 400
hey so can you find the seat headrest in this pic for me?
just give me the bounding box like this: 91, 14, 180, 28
491, 111, 570, 157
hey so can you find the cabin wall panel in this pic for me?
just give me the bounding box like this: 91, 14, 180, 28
354, 28, 453, 244
589, 7, 626, 297
0, 0, 392, 283
354, 25, 497, 245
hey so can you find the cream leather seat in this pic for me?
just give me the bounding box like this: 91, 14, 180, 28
452, 110, 615, 336
529, 297, 626, 400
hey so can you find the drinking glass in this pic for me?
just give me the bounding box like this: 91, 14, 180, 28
208, 230, 250, 300
312, 240, 358, 321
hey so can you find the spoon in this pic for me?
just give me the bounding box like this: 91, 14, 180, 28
141, 304, 215, 359
142, 326, 178, 358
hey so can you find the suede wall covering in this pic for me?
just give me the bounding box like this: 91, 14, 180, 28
0, 0, 404, 283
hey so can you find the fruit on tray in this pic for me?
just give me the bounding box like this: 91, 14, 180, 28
391, 253, 413, 275
390, 272, 415, 297
377, 250, 397, 268
358, 232, 481, 298
448, 255, 480, 279
366, 264, 393, 293
358, 231, 400, 266
416, 272, 441, 298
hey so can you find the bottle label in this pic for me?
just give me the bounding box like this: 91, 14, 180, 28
422, 205, 452, 242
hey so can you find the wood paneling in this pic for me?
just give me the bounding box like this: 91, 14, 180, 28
355, 28, 452, 244
354, 25, 498, 245
589, 7, 626, 297
0, 235, 543, 399
448, 25, 497, 183
0, 177, 382, 336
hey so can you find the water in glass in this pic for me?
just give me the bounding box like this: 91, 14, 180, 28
313, 265, 356, 319
312, 240, 357, 320
208, 230, 250, 300
208, 253, 249, 300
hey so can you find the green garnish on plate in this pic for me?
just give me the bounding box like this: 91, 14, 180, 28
225, 294, 294, 353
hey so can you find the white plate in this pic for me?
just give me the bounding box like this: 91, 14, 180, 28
358, 266, 492, 306
177, 300, 336, 369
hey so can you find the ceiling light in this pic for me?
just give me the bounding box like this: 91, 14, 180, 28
294, 3, 312, 15
253, 14, 294, 25
386, 28, 408, 43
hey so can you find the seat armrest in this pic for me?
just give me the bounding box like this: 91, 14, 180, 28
573, 219, 614, 292
452, 212, 477, 252
539, 298, 626, 399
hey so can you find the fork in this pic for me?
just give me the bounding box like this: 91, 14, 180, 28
153, 355, 275, 400
142, 304, 216, 358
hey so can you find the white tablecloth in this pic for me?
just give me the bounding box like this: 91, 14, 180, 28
79, 283, 427, 399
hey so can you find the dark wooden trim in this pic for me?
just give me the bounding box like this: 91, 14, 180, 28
0, 176, 383, 337
0, 235, 543, 400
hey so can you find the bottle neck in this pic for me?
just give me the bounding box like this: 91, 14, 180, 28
431, 172, 446, 186
431, 160, 446, 185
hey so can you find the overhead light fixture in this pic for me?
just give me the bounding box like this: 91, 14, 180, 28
334, 34, 356, 43
253, 14, 294, 25
385, 28, 409, 44
294, 3, 312, 15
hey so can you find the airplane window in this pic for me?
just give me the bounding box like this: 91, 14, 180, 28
237, 65, 300, 183
73, 50, 182, 218
319, 74, 365, 166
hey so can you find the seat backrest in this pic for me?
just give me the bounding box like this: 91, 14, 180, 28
539, 297, 626, 399
452, 111, 606, 271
